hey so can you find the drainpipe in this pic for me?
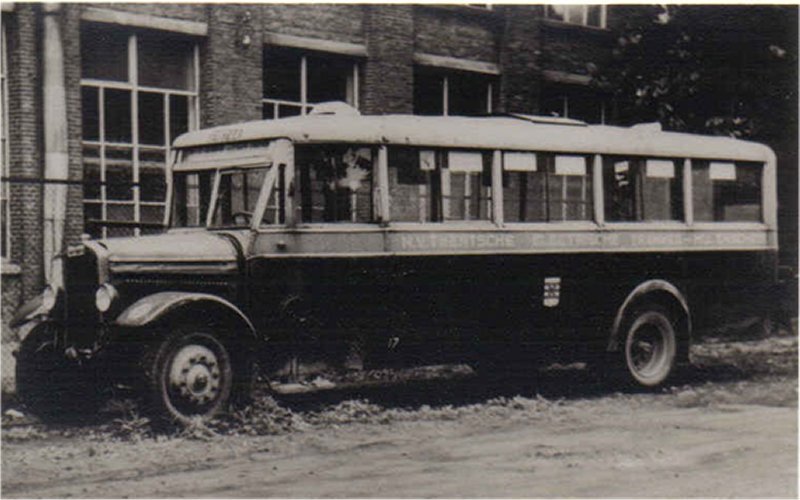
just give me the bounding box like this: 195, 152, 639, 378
42, 3, 68, 281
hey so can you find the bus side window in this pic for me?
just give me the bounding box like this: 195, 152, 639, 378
642, 159, 683, 221
547, 154, 594, 222
502, 152, 592, 223
387, 147, 492, 223
296, 145, 375, 223
692, 160, 762, 222
603, 156, 683, 222
388, 146, 431, 222
444, 151, 492, 221
502, 151, 546, 222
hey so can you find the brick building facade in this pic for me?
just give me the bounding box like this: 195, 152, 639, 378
0, 4, 794, 390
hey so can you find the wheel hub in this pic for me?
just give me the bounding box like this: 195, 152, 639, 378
169, 344, 221, 405
628, 323, 667, 378
633, 339, 656, 368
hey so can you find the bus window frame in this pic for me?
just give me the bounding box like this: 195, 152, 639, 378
600, 154, 687, 226
384, 145, 498, 227
290, 143, 382, 227
689, 158, 766, 225
165, 138, 294, 231
685, 156, 770, 230
170, 138, 774, 238
499, 150, 598, 228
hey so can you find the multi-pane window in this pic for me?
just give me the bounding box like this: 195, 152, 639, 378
692, 160, 762, 222
0, 22, 9, 257
503, 153, 593, 222
546, 5, 606, 28
603, 157, 684, 222
295, 145, 375, 223
81, 24, 199, 238
263, 47, 360, 119
388, 147, 492, 223
414, 67, 494, 116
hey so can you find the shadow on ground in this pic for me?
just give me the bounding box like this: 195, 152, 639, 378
271, 355, 778, 415
3, 331, 796, 433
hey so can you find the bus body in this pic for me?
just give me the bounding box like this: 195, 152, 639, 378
13, 105, 778, 423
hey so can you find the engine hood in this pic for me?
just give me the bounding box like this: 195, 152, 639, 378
102, 231, 240, 274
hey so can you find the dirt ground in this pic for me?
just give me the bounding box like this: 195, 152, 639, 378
1, 332, 797, 498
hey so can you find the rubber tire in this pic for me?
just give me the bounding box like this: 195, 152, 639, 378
617, 304, 678, 388
141, 328, 234, 425
15, 324, 101, 420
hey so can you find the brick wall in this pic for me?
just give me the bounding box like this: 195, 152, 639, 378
3, 4, 42, 393
262, 4, 365, 45
63, 4, 85, 248
361, 5, 414, 115
497, 5, 542, 114
539, 23, 614, 77
201, 4, 265, 127
414, 6, 498, 62
6, 4, 43, 302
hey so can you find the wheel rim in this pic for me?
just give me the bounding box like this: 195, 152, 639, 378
164, 335, 229, 418
625, 312, 675, 386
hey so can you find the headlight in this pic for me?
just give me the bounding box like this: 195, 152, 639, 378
95, 284, 118, 312
41, 285, 58, 313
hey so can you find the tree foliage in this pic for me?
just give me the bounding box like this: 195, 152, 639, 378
596, 5, 797, 142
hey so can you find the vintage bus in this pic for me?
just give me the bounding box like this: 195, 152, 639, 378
13, 103, 778, 423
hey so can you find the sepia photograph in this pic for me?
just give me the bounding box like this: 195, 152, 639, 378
0, 2, 797, 498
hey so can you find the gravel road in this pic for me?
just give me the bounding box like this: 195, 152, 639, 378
2, 334, 797, 498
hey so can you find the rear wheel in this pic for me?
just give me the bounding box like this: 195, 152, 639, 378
619, 305, 678, 387
142, 328, 234, 425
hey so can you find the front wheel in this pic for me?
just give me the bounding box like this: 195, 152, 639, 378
619, 305, 678, 387
142, 328, 234, 425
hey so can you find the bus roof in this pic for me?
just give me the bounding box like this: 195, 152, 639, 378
172, 113, 775, 163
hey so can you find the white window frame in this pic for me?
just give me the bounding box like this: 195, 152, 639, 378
80, 28, 200, 238
262, 53, 360, 119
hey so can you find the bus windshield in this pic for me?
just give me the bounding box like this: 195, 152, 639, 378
170, 138, 292, 229
172, 167, 269, 229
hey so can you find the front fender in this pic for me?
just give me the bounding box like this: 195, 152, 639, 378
114, 291, 256, 336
